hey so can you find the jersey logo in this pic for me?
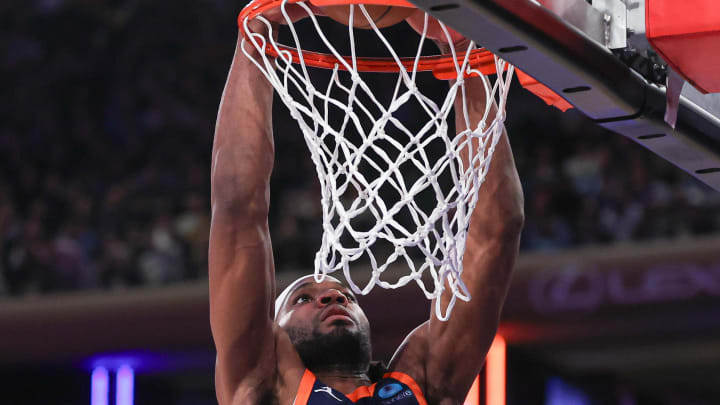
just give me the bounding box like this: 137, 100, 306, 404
314, 386, 343, 402
378, 383, 403, 399
380, 390, 413, 404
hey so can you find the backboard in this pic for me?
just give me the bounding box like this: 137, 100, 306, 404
407, 0, 720, 190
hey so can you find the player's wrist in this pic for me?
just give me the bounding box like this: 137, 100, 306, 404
242, 17, 279, 39
435, 38, 472, 55
238, 18, 280, 62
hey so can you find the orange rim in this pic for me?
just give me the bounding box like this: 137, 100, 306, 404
238, 0, 503, 79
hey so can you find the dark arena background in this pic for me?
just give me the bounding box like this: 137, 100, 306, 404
3, 1, 720, 404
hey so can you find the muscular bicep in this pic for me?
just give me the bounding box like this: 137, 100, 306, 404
387, 232, 518, 402
417, 231, 520, 403
209, 208, 275, 387
209, 208, 278, 399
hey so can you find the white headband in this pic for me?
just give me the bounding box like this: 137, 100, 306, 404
274, 274, 343, 317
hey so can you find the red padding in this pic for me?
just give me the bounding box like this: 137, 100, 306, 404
516, 70, 573, 112
646, 0, 720, 93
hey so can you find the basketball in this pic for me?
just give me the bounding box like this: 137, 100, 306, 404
321, 5, 415, 29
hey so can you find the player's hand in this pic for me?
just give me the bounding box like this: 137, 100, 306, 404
242, 2, 325, 43
404, 10, 469, 53
261, 2, 325, 25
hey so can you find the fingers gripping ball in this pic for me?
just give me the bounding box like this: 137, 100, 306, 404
321, 4, 415, 29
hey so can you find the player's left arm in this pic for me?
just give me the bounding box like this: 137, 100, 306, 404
426, 77, 523, 403
399, 12, 525, 403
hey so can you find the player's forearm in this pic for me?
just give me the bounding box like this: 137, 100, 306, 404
456, 75, 524, 239
212, 31, 275, 218
209, 25, 278, 333
436, 38, 524, 235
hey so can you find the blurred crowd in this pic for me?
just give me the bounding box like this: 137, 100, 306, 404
1, 0, 719, 297
0, 0, 224, 295
512, 114, 720, 251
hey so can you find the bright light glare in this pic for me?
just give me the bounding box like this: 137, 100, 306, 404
463, 374, 480, 405
91, 367, 109, 405
486, 335, 506, 405
116, 365, 135, 405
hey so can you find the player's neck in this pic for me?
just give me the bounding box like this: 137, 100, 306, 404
313, 369, 372, 393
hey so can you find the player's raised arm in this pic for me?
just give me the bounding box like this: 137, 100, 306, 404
427, 79, 523, 401
209, 23, 278, 403
431, 35, 524, 404
211, 7, 328, 403
401, 13, 525, 403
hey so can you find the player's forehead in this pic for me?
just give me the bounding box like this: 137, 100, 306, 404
291, 279, 350, 295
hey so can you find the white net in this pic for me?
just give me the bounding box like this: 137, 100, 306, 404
241, 1, 514, 320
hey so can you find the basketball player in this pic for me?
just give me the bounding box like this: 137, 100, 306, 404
210, 6, 524, 404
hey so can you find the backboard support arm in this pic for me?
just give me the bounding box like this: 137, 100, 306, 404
409, 0, 720, 190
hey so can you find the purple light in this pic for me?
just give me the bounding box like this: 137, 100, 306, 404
116, 365, 135, 405
86, 350, 215, 374
91, 367, 109, 405
545, 377, 590, 405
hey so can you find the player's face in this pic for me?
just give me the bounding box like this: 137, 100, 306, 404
277, 280, 369, 337
277, 279, 372, 372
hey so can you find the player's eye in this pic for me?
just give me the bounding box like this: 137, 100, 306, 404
345, 292, 357, 302
294, 294, 312, 304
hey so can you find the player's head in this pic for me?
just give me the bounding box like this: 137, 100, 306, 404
275, 275, 372, 373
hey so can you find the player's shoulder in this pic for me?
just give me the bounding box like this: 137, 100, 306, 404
218, 324, 305, 405
273, 323, 309, 402
386, 322, 465, 404
226, 384, 279, 405
386, 322, 430, 392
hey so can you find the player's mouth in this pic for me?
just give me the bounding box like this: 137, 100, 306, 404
321, 306, 354, 324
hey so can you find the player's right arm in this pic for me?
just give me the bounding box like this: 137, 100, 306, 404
211, 8, 325, 403
209, 26, 278, 404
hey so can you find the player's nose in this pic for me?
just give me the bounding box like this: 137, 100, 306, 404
318, 289, 348, 307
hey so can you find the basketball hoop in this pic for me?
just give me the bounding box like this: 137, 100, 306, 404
239, 0, 508, 80
239, 0, 515, 320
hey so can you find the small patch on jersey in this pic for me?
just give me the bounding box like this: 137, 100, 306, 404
377, 383, 403, 399
380, 390, 413, 405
